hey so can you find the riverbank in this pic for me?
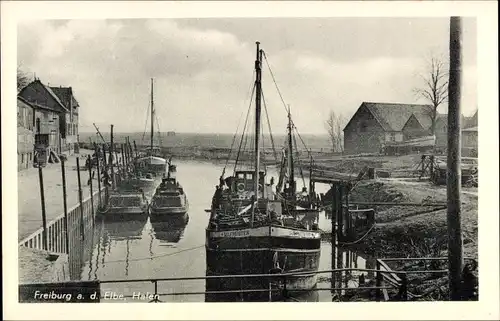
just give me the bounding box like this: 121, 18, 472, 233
348, 179, 478, 258
342, 179, 478, 300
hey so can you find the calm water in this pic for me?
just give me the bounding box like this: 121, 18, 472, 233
78, 160, 372, 302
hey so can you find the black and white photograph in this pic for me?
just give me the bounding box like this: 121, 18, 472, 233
2, 1, 499, 320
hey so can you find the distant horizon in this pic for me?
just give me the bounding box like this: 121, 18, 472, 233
78, 130, 330, 137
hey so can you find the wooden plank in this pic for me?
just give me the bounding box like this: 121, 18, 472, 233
378, 259, 402, 285
382, 287, 390, 301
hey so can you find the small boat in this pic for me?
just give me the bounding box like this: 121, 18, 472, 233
100, 190, 149, 220
135, 155, 167, 178
120, 172, 156, 190
150, 168, 189, 218
133, 79, 168, 177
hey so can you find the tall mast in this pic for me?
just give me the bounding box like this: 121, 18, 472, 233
252, 42, 262, 225
150, 78, 154, 153
287, 106, 295, 198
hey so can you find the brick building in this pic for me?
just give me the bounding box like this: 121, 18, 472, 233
343, 102, 434, 154
17, 97, 35, 170
18, 79, 80, 156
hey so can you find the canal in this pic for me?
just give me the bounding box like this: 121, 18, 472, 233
75, 160, 373, 302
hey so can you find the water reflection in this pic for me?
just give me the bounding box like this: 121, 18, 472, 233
103, 218, 148, 240
150, 215, 189, 244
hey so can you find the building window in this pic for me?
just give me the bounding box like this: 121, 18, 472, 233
359, 122, 367, 133
17, 108, 22, 126
36, 118, 41, 133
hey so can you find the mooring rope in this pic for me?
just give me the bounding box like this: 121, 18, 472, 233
337, 223, 377, 246
100, 244, 205, 264
99, 236, 235, 264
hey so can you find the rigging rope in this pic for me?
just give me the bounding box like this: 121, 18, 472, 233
224, 70, 256, 175
155, 113, 162, 150
261, 90, 279, 165
141, 101, 151, 145
262, 51, 290, 115
292, 130, 306, 188
263, 50, 314, 163
293, 125, 313, 158
234, 84, 255, 175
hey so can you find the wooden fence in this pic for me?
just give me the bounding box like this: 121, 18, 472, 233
19, 186, 107, 254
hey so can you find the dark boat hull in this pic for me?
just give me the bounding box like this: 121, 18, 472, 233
205, 226, 321, 302
150, 201, 189, 218
150, 208, 189, 221
99, 207, 149, 221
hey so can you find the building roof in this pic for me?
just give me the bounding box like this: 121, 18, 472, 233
17, 96, 33, 109
17, 94, 60, 113
42, 83, 68, 112
19, 79, 69, 112
49, 86, 79, 109
358, 102, 433, 132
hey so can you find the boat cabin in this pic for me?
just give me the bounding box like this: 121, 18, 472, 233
231, 170, 264, 193
136, 155, 167, 174
156, 177, 184, 195
146, 146, 163, 156
108, 193, 147, 207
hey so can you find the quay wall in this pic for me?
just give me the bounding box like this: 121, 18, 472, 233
19, 186, 107, 281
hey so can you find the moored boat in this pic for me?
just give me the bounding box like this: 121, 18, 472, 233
100, 190, 149, 220
205, 42, 321, 301
133, 79, 168, 178
150, 166, 188, 218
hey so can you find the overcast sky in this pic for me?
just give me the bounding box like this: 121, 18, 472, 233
18, 18, 477, 134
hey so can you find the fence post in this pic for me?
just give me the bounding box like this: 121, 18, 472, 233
121, 144, 126, 175
282, 275, 288, 301
76, 157, 85, 240
149, 280, 161, 303
87, 155, 95, 222
61, 159, 70, 254
94, 143, 102, 208
37, 166, 49, 251
375, 260, 382, 301
337, 184, 344, 241
398, 273, 408, 301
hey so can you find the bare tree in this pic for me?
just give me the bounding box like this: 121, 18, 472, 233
414, 54, 449, 135
325, 110, 345, 153
17, 67, 31, 92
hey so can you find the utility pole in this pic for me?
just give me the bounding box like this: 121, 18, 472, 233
447, 16, 464, 301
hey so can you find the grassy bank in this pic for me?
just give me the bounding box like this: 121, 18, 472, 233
347, 179, 478, 259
